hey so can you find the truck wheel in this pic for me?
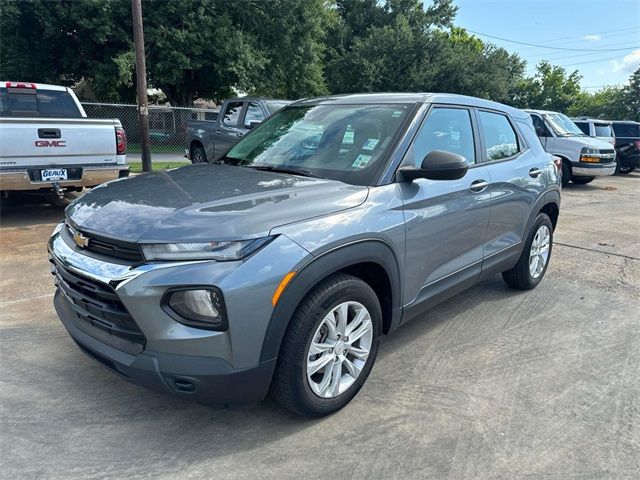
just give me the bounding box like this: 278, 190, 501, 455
571, 176, 594, 184
191, 145, 207, 164
502, 213, 553, 290
561, 161, 570, 186
271, 273, 382, 417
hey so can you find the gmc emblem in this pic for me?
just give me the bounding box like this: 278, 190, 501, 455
35, 140, 66, 147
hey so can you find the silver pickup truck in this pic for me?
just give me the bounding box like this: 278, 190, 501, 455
185, 97, 290, 163
0, 81, 129, 195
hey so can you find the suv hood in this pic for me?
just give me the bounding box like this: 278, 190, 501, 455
66, 163, 368, 242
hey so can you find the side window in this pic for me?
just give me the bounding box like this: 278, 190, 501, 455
243, 102, 265, 127
222, 101, 243, 127
531, 115, 549, 137
478, 111, 519, 161
410, 107, 476, 166
574, 122, 590, 135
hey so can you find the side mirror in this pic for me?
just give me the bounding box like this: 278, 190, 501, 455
398, 150, 469, 182
246, 120, 262, 129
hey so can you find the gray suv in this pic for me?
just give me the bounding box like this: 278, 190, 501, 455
49, 93, 560, 417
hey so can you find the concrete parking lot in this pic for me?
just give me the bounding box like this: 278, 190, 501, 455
1, 173, 639, 480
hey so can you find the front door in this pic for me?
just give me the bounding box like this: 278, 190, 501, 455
399, 106, 491, 308
214, 101, 245, 159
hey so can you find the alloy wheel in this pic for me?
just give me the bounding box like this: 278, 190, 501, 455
306, 301, 373, 399
529, 225, 550, 279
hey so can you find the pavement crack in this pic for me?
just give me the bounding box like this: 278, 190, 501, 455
554, 242, 640, 261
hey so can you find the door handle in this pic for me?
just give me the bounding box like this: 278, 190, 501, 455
529, 168, 542, 178
470, 180, 489, 192
237, 132, 245, 138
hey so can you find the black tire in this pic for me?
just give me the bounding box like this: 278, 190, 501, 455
270, 273, 382, 417
502, 213, 553, 290
561, 161, 570, 187
571, 176, 594, 185
191, 145, 207, 164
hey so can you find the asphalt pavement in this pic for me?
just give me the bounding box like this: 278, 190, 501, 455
1, 173, 639, 479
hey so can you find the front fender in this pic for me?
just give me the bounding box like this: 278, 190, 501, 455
259, 239, 403, 363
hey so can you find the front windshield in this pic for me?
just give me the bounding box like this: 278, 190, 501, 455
543, 113, 585, 137
223, 104, 411, 185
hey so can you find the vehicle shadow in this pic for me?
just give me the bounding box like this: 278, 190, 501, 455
0, 191, 78, 228
29, 274, 527, 477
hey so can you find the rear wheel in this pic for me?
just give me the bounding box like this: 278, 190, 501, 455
502, 213, 553, 290
271, 273, 382, 417
571, 176, 594, 185
191, 145, 207, 164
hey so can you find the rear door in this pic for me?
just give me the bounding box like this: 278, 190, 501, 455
213, 101, 245, 159
238, 101, 268, 138
477, 109, 546, 270
399, 105, 491, 307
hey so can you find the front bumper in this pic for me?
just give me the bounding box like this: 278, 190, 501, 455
0, 165, 129, 191
48, 226, 308, 406
571, 162, 616, 177
54, 290, 275, 407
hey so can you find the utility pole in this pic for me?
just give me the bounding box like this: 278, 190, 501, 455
131, 0, 151, 172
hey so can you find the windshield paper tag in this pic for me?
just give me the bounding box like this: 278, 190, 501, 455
362, 138, 379, 150
352, 154, 372, 168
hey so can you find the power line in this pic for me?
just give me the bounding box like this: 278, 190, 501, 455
467, 29, 640, 52
520, 42, 640, 61
515, 27, 639, 50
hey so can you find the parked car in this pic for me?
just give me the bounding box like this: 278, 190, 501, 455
185, 97, 291, 163
526, 109, 616, 186
571, 117, 616, 146
49, 93, 560, 417
610, 120, 640, 174
0, 81, 128, 196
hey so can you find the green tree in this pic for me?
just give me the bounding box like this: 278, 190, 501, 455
511, 61, 582, 112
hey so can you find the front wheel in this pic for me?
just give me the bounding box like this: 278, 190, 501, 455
271, 274, 382, 417
571, 176, 594, 184
502, 213, 553, 290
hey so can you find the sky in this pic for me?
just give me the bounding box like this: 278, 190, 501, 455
452, 0, 640, 90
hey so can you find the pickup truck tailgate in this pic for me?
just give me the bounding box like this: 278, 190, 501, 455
0, 117, 119, 167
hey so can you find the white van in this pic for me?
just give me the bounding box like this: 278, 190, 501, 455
526, 109, 615, 186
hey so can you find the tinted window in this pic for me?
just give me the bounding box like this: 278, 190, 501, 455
531, 114, 549, 136
574, 122, 590, 135
611, 123, 639, 138
0, 88, 37, 116
0, 88, 81, 117
244, 102, 265, 127
37, 90, 81, 117
594, 123, 613, 137
410, 108, 475, 166
225, 104, 410, 186
222, 101, 243, 126
478, 111, 519, 160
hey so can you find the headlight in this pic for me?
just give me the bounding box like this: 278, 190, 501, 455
164, 287, 228, 330
141, 237, 274, 261
580, 147, 598, 155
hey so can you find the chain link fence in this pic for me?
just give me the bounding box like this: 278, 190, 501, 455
81, 102, 219, 162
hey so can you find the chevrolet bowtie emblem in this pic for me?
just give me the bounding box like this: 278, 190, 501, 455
73, 231, 90, 248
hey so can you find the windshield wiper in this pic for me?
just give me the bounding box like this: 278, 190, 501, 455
245, 165, 323, 179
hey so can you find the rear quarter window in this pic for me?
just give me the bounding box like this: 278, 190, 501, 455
612, 123, 640, 138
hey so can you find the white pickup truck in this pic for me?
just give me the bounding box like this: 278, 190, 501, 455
0, 81, 129, 196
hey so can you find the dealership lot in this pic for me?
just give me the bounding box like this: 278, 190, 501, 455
1, 174, 639, 479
